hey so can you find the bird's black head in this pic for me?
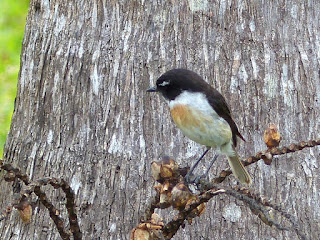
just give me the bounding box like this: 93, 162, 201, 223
147, 69, 207, 100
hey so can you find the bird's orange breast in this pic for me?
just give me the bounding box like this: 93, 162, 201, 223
169, 104, 232, 148
170, 104, 202, 129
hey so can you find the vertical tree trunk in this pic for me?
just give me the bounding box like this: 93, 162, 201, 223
1, 0, 319, 239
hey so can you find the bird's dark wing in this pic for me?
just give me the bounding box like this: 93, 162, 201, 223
205, 88, 245, 147
168, 69, 245, 146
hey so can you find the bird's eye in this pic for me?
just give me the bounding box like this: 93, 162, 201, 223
158, 80, 170, 87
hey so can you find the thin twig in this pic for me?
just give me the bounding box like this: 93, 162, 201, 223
162, 186, 306, 239
0, 160, 31, 185
60, 179, 82, 240
223, 189, 289, 230
31, 178, 82, 240
32, 185, 71, 240
214, 138, 320, 183
0, 160, 82, 240
262, 198, 308, 240
162, 188, 224, 239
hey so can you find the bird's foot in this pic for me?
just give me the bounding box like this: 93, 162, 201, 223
193, 174, 209, 185
184, 173, 208, 188
184, 172, 215, 193
184, 172, 196, 184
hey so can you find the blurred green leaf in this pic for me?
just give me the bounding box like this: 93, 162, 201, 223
0, 0, 29, 157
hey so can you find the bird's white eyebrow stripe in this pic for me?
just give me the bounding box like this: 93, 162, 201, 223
158, 80, 170, 86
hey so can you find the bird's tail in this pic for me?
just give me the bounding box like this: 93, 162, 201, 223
227, 154, 252, 185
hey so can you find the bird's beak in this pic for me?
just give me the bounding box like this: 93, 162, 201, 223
146, 86, 158, 92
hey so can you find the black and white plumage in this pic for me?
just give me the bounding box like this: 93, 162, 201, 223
147, 69, 251, 184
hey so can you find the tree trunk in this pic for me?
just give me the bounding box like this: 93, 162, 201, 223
1, 0, 319, 239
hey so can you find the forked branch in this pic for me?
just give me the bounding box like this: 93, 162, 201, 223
132, 130, 317, 240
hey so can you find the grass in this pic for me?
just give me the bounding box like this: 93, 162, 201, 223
0, 0, 29, 157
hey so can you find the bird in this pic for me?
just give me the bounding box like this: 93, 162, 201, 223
147, 68, 252, 185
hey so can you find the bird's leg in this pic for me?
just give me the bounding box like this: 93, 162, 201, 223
184, 147, 210, 183
203, 154, 219, 177
193, 154, 219, 185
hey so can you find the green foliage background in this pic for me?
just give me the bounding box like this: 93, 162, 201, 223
0, 1, 29, 157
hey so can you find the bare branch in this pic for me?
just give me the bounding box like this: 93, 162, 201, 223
23, 184, 71, 240
0, 160, 82, 240
261, 197, 308, 240
214, 138, 320, 183
138, 136, 320, 240
0, 159, 30, 185
162, 188, 225, 239
223, 189, 289, 231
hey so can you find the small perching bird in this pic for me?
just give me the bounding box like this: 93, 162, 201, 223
147, 69, 251, 185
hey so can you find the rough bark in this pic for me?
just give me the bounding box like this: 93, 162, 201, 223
1, 0, 319, 239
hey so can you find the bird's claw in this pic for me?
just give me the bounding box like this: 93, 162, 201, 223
184, 173, 208, 185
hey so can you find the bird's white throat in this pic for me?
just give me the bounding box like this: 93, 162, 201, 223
168, 91, 218, 117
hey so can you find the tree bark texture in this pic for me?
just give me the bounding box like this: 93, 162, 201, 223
1, 0, 319, 239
